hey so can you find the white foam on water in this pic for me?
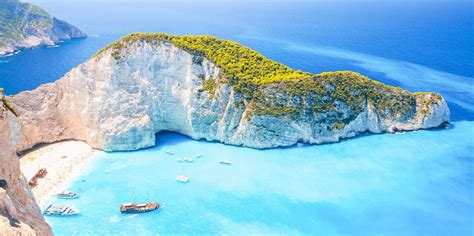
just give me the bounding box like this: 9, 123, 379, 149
0, 50, 21, 57
109, 215, 121, 223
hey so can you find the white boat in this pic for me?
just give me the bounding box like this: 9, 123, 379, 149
219, 160, 232, 165
43, 204, 80, 216
176, 166, 189, 183
176, 175, 189, 183
184, 157, 194, 162
165, 150, 174, 155
56, 191, 80, 199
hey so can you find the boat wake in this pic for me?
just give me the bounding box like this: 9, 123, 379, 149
109, 215, 121, 223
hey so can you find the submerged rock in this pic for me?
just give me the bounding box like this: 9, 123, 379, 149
9, 33, 449, 152
0, 0, 86, 56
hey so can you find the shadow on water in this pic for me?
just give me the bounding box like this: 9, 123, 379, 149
151, 123, 453, 152
155, 131, 194, 147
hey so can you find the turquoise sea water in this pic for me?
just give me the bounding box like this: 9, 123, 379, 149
47, 122, 474, 235
1, 1, 473, 235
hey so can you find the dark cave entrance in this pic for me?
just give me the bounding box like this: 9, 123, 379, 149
0, 179, 7, 190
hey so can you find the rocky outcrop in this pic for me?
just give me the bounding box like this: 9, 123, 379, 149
0, 0, 86, 56
0, 91, 52, 235
9, 34, 450, 152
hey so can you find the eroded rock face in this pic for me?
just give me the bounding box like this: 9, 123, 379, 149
0, 102, 52, 235
9, 41, 450, 152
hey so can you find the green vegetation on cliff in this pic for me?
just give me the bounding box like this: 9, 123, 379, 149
95, 32, 310, 90
0, 88, 18, 116
0, 0, 86, 55
0, 0, 52, 46
95, 33, 442, 124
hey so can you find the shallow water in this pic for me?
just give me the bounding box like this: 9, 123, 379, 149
1, 1, 473, 235
47, 122, 474, 235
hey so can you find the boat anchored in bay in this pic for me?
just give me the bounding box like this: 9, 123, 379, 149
176, 175, 189, 183
43, 204, 80, 216
56, 191, 80, 199
219, 160, 232, 165
120, 202, 160, 214
176, 166, 189, 183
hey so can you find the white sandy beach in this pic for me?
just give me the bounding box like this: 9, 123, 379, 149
20, 141, 98, 206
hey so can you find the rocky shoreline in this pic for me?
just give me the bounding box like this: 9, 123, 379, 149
0, 0, 86, 56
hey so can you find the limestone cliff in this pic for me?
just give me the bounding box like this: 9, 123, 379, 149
0, 91, 52, 235
9, 33, 450, 152
0, 0, 86, 56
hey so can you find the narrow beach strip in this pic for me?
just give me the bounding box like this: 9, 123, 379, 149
20, 141, 98, 206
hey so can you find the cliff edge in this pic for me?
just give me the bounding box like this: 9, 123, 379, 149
0, 89, 52, 235
9, 33, 450, 152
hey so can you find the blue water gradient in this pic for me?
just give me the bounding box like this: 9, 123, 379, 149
1, 1, 472, 98
1, 1, 472, 234
47, 122, 474, 235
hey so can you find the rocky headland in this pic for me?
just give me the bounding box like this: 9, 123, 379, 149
0, 0, 86, 56
8, 33, 450, 152
0, 32, 450, 234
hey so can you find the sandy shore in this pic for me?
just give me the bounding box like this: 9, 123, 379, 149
20, 141, 98, 206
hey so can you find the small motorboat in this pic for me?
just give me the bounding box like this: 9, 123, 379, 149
176, 175, 189, 183
120, 202, 160, 214
43, 204, 80, 216
219, 160, 232, 165
195, 154, 202, 159
56, 191, 80, 199
165, 150, 174, 155
183, 157, 193, 163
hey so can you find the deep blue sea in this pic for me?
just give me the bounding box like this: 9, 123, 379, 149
1, 1, 473, 235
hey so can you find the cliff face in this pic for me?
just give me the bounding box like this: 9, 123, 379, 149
0, 0, 86, 56
9, 34, 450, 152
0, 93, 52, 235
